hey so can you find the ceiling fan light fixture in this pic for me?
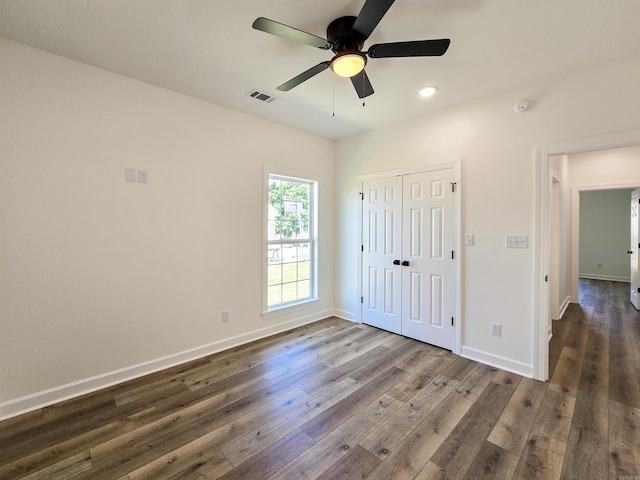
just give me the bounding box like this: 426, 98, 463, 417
419, 86, 438, 98
331, 52, 366, 78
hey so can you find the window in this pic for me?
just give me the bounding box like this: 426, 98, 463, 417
266, 175, 316, 310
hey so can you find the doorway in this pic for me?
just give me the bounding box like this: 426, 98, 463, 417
535, 133, 640, 381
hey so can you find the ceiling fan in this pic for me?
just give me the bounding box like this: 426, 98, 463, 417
252, 0, 450, 99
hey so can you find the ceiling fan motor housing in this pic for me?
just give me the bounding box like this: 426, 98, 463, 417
327, 16, 365, 54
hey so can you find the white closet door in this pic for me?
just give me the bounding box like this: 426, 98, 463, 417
401, 170, 455, 349
361, 169, 456, 350
362, 176, 403, 334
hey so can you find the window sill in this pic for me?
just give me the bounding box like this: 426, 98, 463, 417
261, 298, 321, 321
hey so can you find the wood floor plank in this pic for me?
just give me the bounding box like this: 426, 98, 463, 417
387, 354, 457, 403
219, 428, 316, 480
440, 356, 478, 387
114, 376, 191, 407
268, 393, 403, 480
84, 416, 207, 480
183, 326, 359, 392
0, 407, 158, 480
564, 319, 592, 352
295, 339, 408, 398
453, 363, 499, 402
19, 450, 93, 480
549, 316, 572, 377
561, 424, 608, 480
126, 431, 232, 480
548, 346, 583, 397
359, 374, 453, 460
430, 382, 514, 479
221, 377, 361, 467
193, 362, 327, 434
413, 461, 448, 480
491, 370, 523, 391
488, 377, 547, 456
608, 400, 640, 479
0, 393, 160, 466
609, 314, 640, 409
365, 390, 473, 480
0, 409, 43, 440
392, 342, 450, 374
348, 341, 425, 385
314, 444, 381, 480
512, 389, 576, 480
298, 366, 407, 441
316, 332, 392, 369
460, 441, 520, 480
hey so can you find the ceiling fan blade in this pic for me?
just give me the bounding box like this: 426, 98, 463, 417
252, 17, 332, 50
351, 0, 396, 40
367, 39, 451, 58
350, 70, 375, 99
277, 61, 331, 91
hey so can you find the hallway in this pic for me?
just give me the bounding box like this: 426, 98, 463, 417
547, 278, 640, 478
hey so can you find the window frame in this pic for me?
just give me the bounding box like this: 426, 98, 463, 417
263, 173, 318, 313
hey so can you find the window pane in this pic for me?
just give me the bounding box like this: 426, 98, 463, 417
282, 262, 297, 283
298, 261, 310, 280
282, 282, 298, 303
267, 264, 281, 286
269, 180, 310, 241
298, 280, 310, 298
268, 244, 282, 263
268, 285, 282, 306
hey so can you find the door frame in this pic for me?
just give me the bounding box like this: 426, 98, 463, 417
534, 130, 640, 381
631, 188, 640, 310
569, 184, 639, 301
358, 161, 462, 355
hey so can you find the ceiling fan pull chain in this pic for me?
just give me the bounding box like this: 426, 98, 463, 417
332, 73, 336, 117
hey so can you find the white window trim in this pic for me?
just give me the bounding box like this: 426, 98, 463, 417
262, 172, 318, 314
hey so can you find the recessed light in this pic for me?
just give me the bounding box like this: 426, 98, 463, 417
419, 86, 438, 98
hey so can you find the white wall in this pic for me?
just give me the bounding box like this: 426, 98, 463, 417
569, 145, 640, 186
0, 38, 335, 418
335, 56, 640, 377
579, 189, 633, 282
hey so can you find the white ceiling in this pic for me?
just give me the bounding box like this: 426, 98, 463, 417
1, 0, 640, 140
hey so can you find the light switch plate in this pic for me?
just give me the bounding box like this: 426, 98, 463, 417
125, 168, 136, 182
505, 235, 528, 248
465, 234, 475, 246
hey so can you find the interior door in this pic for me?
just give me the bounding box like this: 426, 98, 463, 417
362, 169, 456, 349
631, 188, 639, 310
401, 170, 455, 349
362, 176, 403, 334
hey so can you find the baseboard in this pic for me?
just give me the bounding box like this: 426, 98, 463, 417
460, 346, 533, 378
579, 273, 630, 283
559, 296, 571, 319
0, 310, 332, 421
333, 309, 360, 323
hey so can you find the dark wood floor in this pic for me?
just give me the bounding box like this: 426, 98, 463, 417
1, 279, 639, 479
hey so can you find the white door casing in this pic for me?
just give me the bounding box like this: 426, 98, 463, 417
361, 176, 403, 334
362, 169, 455, 350
631, 188, 639, 310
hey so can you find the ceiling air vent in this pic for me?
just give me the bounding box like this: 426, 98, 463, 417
247, 90, 276, 103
